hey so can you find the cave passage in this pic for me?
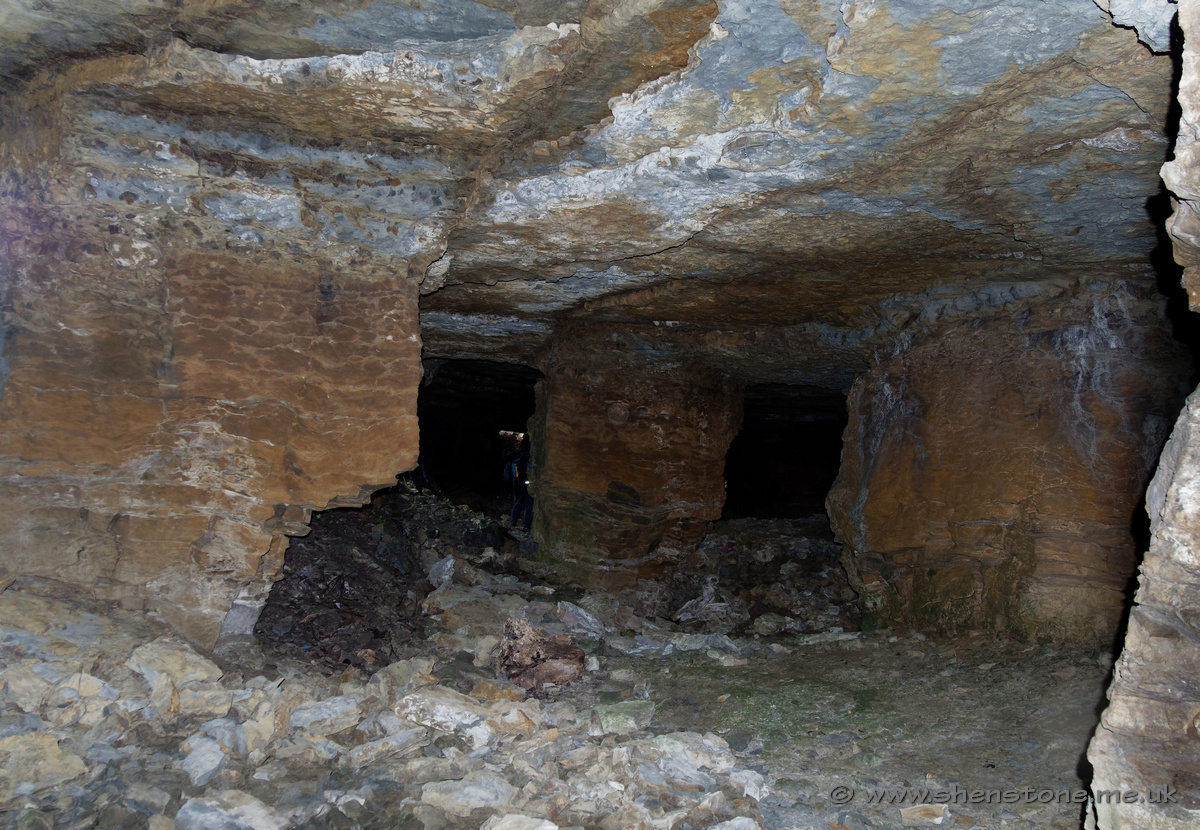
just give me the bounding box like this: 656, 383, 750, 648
722, 384, 849, 520
416, 358, 543, 509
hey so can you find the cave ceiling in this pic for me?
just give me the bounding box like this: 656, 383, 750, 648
0, 0, 1181, 387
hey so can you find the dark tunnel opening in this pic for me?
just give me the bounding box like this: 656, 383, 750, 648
415, 358, 544, 510
722, 384, 849, 521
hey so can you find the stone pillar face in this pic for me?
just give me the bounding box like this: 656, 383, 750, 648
530, 339, 742, 586
0, 79, 426, 647
828, 279, 1188, 642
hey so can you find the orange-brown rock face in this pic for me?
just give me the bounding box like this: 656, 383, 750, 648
828, 280, 1188, 642
0, 0, 728, 646
0, 0, 1190, 659
530, 334, 742, 586
0, 80, 427, 647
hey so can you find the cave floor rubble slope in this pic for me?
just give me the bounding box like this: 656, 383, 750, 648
0, 497, 1110, 830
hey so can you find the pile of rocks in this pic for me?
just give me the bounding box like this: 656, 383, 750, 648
252, 487, 859, 678
253, 488, 516, 673
0, 579, 772, 829
604, 516, 860, 638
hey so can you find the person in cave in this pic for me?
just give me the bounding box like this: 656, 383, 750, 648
508, 436, 533, 533
414, 448, 444, 496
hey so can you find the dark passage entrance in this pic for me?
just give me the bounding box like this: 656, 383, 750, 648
416, 358, 543, 508
722, 384, 848, 519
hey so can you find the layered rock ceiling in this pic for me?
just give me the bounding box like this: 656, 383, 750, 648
0, 0, 1192, 654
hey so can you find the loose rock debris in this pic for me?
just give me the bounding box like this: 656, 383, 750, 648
0, 490, 1112, 829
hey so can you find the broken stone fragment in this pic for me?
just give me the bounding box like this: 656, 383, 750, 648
435, 631, 502, 666
122, 782, 172, 815
487, 700, 542, 740
652, 732, 734, 774
704, 634, 743, 654
471, 677, 526, 701
396, 686, 494, 748
480, 815, 559, 830
127, 638, 223, 687
729, 768, 769, 801
148, 673, 178, 718
55, 671, 106, 699
752, 614, 788, 636
178, 683, 234, 719
604, 634, 665, 655
275, 733, 344, 762
175, 790, 289, 830
589, 700, 655, 735
559, 744, 600, 769
364, 656, 438, 704
0, 733, 87, 800
288, 695, 362, 735
338, 727, 428, 772
707, 651, 748, 667
899, 803, 949, 826
0, 662, 54, 713
393, 756, 469, 785
241, 711, 276, 753
705, 818, 762, 830
429, 554, 455, 588
656, 755, 716, 791
554, 601, 608, 638
421, 772, 517, 817
180, 736, 226, 787
666, 633, 710, 652
202, 717, 249, 756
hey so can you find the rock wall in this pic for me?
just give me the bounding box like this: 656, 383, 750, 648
530, 332, 742, 587
1164, 0, 1200, 308
1088, 387, 1200, 826
1088, 1, 1200, 825
828, 279, 1188, 642
0, 64, 431, 648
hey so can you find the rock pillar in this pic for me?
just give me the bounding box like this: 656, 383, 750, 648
828, 280, 1187, 642
530, 336, 742, 586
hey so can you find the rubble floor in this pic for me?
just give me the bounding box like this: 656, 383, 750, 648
0, 493, 1112, 830
625, 637, 1109, 829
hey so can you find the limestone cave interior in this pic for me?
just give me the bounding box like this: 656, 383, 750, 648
3, 1, 1200, 829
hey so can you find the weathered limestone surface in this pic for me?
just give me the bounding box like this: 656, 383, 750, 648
530, 333, 742, 585
0, 0, 725, 646
1164, 0, 1200, 309
1088, 0, 1200, 825
1088, 387, 1200, 827
828, 279, 1187, 641
0, 64, 433, 646
0, 0, 1191, 647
